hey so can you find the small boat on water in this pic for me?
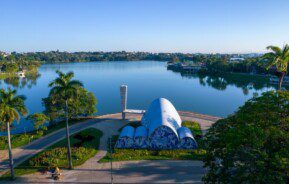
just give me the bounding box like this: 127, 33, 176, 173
269, 76, 289, 85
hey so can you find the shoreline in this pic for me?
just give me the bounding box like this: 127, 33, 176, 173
0, 111, 221, 135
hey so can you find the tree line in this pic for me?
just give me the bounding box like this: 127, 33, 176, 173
0, 60, 40, 73
0, 50, 260, 63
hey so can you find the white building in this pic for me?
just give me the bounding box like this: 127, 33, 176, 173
116, 98, 198, 150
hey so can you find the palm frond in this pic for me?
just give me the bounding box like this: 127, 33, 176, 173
266, 45, 282, 55
69, 80, 83, 87
49, 78, 65, 87
0, 88, 26, 123
66, 71, 74, 80
11, 108, 20, 122
49, 86, 63, 96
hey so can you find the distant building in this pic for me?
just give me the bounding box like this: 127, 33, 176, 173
228, 57, 245, 63
167, 61, 205, 73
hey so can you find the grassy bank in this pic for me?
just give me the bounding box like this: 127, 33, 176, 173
0, 117, 92, 150
100, 121, 206, 162
0, 73, 17, 79
0, 128, 103, 180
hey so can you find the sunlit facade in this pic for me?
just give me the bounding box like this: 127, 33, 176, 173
116, 98, 198, 150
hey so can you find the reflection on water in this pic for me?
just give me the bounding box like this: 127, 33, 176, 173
0, 61, 275, 134
173, 70, 277, 95
1, 72, 40, 89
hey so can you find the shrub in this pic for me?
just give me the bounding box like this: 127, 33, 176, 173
182, 121, 202, 137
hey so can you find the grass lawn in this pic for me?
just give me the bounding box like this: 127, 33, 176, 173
0, 117, 92, 150
100, 121, 206, 163
0, 128, 103, 180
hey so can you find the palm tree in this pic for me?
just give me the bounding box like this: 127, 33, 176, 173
263, 44, 289, 90
0, 88, 27, 179
48, 70, 83, 169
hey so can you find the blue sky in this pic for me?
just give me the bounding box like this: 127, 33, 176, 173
1, 0, 289, 53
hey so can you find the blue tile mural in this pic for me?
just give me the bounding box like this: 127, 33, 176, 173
178, 137, 198, 149
115, 137, 134, 149
149, 126, 179, 150
134, 136, 149, 149
115, 98, 199, 150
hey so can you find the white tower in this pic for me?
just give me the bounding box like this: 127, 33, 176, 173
120, 85, 128, 119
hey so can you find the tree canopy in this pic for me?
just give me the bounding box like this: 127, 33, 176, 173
43, 83, 97, 122
263, 44, 289, 89
26, 113, 49, 132
0, 88, 27, 125
203, 90, 289, 183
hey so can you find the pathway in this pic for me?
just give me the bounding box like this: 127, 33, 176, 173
0, 118, 104, 176
0, 112, 220, 182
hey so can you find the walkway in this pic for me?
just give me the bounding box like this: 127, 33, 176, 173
0, 112, 220, 182
0, 118, 104, 177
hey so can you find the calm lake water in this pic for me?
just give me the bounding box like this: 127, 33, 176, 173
0, 61, 274, 134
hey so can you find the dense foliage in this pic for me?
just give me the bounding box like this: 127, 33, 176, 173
203, 90, 289, 183
182, 121, 203, 138
0, 60, 40, 73
26, 113, 49, 132
43, 86, 97, 123
0, 51, 187, 63
0, 50, 259, 63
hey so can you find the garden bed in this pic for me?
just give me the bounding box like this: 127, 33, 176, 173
0, 128, 103, 179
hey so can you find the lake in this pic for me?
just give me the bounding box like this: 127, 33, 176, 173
0, 61, 274, 134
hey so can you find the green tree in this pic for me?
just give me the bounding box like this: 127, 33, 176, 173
42, 87, 97, 123
0, 88, 27, 179
26, 113, 49, 133
263, 44, 289, 90
68, 87, 97, 116
203, 90, 289, 183
48, 70, 83, 169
